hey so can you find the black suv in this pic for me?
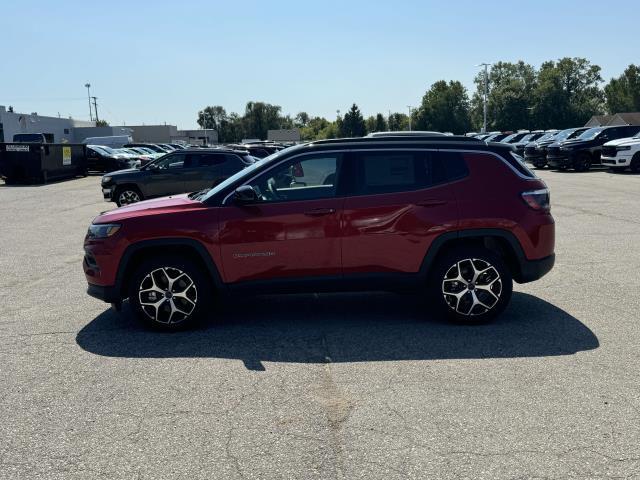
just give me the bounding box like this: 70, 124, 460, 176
524, 128, 588, 168
101, 148, 254, 206
547, 125, 640, 171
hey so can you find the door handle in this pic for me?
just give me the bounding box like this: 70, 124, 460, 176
304, 208, 336, 216
416, 199, 448, 207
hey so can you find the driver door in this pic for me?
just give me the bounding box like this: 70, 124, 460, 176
218, 153, 344, 284
145, 153, 187, 197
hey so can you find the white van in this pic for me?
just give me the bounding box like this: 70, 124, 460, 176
81, 135, 133, 148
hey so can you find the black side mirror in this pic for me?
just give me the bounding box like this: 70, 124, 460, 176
234, 185, 258, 204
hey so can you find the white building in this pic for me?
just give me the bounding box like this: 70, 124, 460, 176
0, 105, 94, 143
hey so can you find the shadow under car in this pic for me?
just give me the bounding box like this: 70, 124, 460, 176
76, 291, 598, 371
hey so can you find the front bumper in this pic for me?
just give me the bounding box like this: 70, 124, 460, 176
602, 155, 632, 167
547, 154, 572, 168
524, 153, 546, 165
518, 253, 555, 283
102, 186, 114, 201
87, 283, 120, 303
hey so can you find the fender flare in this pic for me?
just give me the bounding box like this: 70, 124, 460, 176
419, 228, 528, 281
114, 238, 224, 295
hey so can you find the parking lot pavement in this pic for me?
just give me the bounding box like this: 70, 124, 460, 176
1, 169, 640, 479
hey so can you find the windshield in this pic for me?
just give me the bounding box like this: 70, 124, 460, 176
518, 134, 535, 143
199, 148, 301, 202
576, 127, 604, 140
501, 133, 517, 143
535, 132, 556, 142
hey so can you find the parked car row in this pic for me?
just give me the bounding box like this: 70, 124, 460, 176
524, 125, 640, 172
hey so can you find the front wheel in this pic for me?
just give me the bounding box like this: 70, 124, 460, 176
574, 153, 591, 172
128, 256, 211, 331
630, 154, 640, 173
429, 247, 513, 324
114, 186, 143, 206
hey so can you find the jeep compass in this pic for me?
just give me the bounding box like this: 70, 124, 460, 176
84, 135, 555, 330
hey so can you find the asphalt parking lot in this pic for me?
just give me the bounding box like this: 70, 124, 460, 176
1, 169, 639, 479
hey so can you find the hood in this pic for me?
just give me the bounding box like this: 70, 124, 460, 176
603, 137, 640, 147
104, 167, 139, 177
95, 194, 204, 223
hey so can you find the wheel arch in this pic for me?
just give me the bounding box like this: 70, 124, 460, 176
420, 229, 527, 283
115, 238, 224, 299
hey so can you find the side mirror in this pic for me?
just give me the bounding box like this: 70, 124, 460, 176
234, 185, 258, 204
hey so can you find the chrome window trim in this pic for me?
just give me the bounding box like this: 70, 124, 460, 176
221, 147, 536, 205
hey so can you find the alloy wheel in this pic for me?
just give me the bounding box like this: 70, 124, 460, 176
118, 190, 140, 205
442, 258, 502, 316
138, 267, 198, 324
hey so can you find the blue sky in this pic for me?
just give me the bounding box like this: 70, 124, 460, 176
1, 0, 637, 128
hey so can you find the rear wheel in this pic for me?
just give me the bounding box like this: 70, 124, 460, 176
429, 247, 513, 324
114, 186, 143, 206
128, 256, 211, 331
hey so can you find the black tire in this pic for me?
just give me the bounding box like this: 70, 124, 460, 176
428, 246, 513, 324
533, 162, 546, 170
114, 186, 143, 207
573, 153, 591, 172
128, 255, 212, 331
630, 154, 640, 173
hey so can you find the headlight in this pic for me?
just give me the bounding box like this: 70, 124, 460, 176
617, 146, 631, 151
86, 223, 121, 239
102, 176, 112, 184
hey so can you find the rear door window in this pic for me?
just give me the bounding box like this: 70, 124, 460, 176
354, 151, 446, 195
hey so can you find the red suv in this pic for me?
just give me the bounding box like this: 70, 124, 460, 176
84, 135, 555, 330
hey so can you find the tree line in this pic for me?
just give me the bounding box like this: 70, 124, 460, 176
197, 59, 640, 142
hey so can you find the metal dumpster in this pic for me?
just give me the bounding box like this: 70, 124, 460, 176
0, 143, 87, 184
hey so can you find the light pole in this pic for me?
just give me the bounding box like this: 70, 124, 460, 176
476, 63, 491, 133
407, 106, 413, 131
84, 83, 92, 121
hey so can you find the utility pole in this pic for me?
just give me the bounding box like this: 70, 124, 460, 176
91, 97, 99, 122
388, 109, 392, 131
407, 106, 413, 131
84, 83, 92, 121
477, 63, 491, 133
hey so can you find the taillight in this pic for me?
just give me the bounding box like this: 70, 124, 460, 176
522, 188, 550, 212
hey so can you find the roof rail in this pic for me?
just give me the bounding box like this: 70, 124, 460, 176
310, 135, 482, 145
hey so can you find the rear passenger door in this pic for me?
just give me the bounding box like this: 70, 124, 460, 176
341, 150, 457, 275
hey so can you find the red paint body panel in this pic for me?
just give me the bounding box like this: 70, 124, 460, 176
451, 153, 554, 260
84, 195, 222, 287
217, 198, 344, 283
341, 185, 457, 273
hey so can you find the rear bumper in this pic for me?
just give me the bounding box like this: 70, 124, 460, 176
518, 253, 555, 283
87, 283, 120, 303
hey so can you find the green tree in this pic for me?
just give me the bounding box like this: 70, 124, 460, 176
365, 115, 376, 133
470, 61, 537, 131
95, 119, 109, 127
300, 116, 329, 140
197, 106, 231, 141
604, 64, 640, 113
341, 104, 366, 137
375, 113, 387, 132
532, 57, 604, 129
242, 101, 282, 139
414, 80, 471, 134
388, 112, 409, 131
295, 112, 310, 127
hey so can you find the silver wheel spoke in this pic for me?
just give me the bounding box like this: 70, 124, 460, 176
138, 267, 198, 324
442, 258, 502, 317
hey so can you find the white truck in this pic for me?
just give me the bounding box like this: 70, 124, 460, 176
601, 131, 640, 172
81, 135, 133, 148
